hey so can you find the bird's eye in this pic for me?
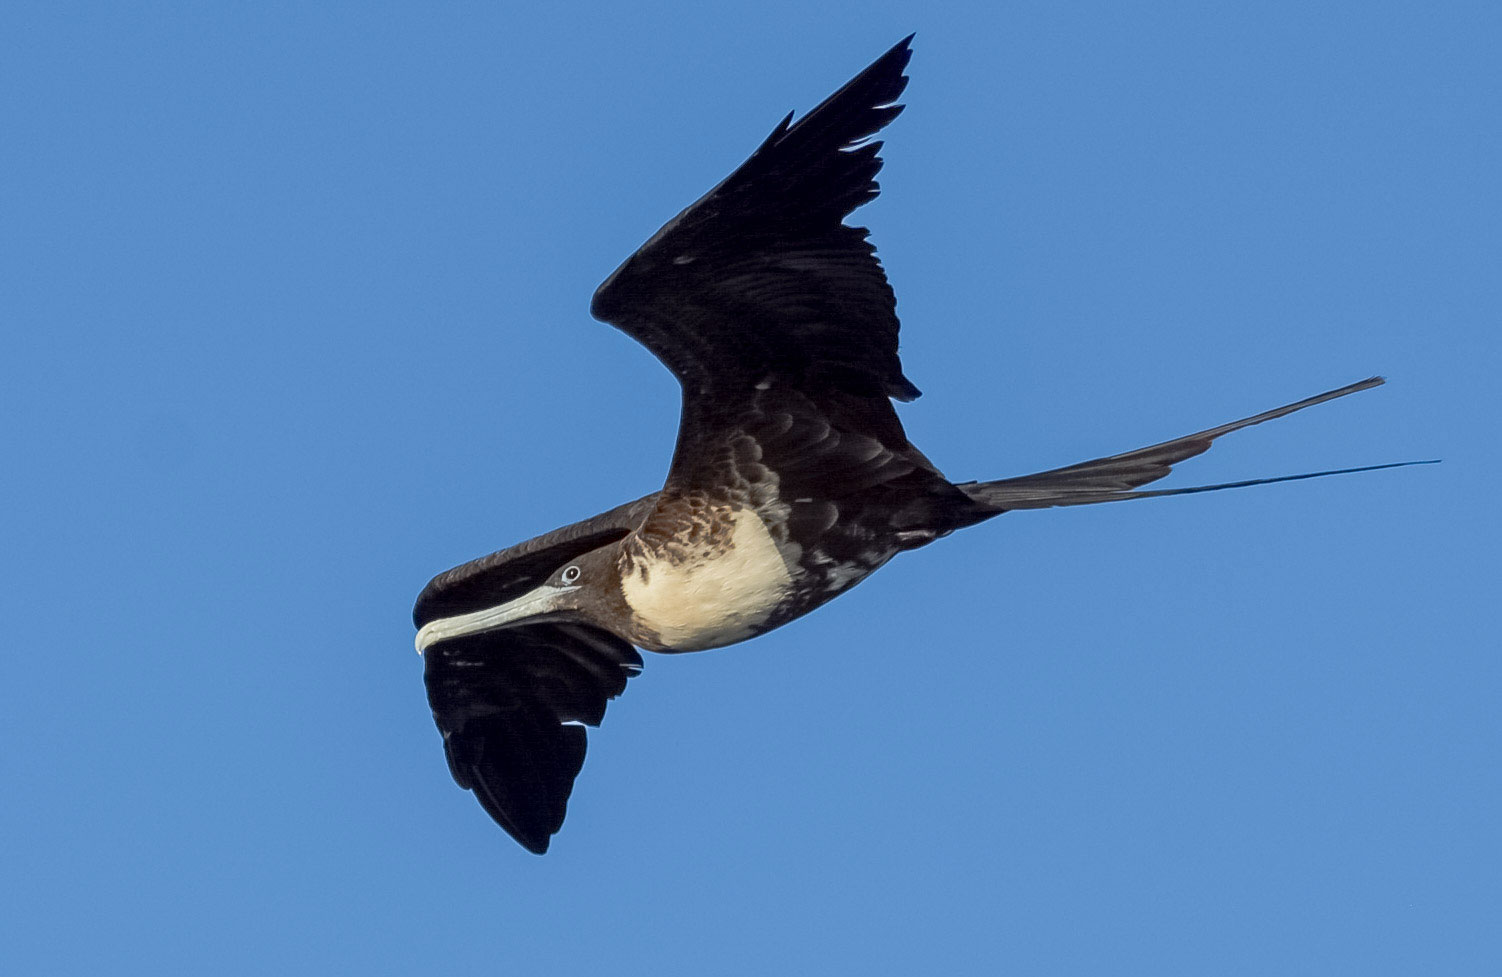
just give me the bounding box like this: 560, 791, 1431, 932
560, 565, 581, 584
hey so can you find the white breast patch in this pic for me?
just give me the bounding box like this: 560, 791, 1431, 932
620, 508, 793, 652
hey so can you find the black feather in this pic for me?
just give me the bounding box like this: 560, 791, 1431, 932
423, 624, 643, 854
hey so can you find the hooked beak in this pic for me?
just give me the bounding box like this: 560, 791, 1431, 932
415, 583, 582, 654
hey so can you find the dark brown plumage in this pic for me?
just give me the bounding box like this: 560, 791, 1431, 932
413, 37, 1423, 853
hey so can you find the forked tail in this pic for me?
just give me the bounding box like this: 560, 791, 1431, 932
956, 377, 1435, 512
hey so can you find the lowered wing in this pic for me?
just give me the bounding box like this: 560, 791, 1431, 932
423, 623, 642, 854
414, 496, 657, 852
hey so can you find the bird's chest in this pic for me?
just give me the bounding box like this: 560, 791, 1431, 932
619, 505, 794, 652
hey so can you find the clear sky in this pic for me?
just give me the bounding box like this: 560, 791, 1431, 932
2, 2, 1497, 974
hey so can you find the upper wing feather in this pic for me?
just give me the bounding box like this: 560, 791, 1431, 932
590, 36, 920, 410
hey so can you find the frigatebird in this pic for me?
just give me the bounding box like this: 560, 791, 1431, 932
414, 36, 1422, 853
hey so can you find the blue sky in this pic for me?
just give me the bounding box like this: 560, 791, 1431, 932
2, 2, 1497, 973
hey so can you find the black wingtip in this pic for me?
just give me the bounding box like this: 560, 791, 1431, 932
515, 825, 553, 855
885, 33, 916, 66
472, 777, 554, 854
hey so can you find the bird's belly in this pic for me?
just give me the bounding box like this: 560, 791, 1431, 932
620, 508, 793, 652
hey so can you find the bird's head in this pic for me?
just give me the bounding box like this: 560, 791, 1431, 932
414, 531, 630, 654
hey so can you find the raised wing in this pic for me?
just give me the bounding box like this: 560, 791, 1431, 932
590, 35, 920, 413
423, 624, 642, 853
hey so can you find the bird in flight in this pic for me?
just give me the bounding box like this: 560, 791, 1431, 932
414, 36, 1422, 853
